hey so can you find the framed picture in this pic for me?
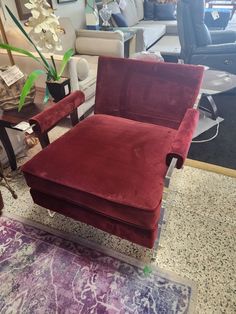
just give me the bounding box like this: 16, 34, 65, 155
57, 0, 77, 3
15, 0, 53, 20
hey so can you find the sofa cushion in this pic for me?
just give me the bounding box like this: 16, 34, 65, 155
75, 30, 124, 57
22, 114, 175, 229
154, 3, 176, 21
144, 0, 155, 20
120, 0, 139, 26
134, 0, 144, 21
132, 21, 166, 49
148, 35, 181, 57
112, 13, 128, 27
31, 189, 158, 248
152, 20, 178, 35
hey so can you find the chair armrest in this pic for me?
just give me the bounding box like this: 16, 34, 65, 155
194, 42, 236, 54
210, 30, 236, 44
68, 56, 80, 91
30, 91, 85, 134
166, 108, 199, 169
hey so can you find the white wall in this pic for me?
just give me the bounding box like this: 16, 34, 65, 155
2, 0, 86, 30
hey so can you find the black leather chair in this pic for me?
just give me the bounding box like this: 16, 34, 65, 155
177, 0, 236, 74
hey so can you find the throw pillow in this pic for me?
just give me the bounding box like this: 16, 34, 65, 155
120, 0, 139, 26
144, 0, 154, 20
76, 58, 89, 81
154, 3, 176, 21
112, 13, 128, 27
134, 0, 144, 21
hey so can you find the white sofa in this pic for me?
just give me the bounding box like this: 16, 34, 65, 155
106, 0, 178, 52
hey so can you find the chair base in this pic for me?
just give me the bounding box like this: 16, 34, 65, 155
30, 189, 159, 249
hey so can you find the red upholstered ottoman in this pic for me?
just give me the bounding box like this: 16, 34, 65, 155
23, 114, 177, 248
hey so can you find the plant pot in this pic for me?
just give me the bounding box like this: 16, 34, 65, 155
46, 77, 71, 102
0, 191, 4, 211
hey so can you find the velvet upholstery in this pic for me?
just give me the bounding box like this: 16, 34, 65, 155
22, 57, 204, 249
30, 91, 85, 134
95, 57, 203, 130
30, 190, 158, 248
23, 114, 175, 228
166, 108, 199, 168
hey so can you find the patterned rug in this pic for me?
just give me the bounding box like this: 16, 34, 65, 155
0, 216, 195, 313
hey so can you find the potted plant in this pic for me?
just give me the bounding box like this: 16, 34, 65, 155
0, 1, 74, 110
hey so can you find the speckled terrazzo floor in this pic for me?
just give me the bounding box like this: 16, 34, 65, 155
1, 124, 236, 314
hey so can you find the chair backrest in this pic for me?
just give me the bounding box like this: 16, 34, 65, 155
95, 56, 204, 130
177, 0, 212, 61
177, 0, 197, 61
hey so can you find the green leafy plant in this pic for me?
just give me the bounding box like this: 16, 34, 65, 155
0, 5, 74, 111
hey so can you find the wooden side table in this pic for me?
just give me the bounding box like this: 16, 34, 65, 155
0, 191, 3, 211
0, 102, 49, 170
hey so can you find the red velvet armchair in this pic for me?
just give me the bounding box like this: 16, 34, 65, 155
22, 57, 203, 251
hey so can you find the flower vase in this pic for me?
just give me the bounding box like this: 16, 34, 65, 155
85, 0, 99, 30
99, 4, 113, 31
46, 77, 71, 102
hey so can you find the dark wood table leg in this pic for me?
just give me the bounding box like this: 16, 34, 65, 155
0, 191, 4, 212
35, 132, 50, 149
70, 108, 79, 126
0, 126, 17, 170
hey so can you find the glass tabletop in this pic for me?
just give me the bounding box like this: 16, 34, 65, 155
201, 69, 236, 95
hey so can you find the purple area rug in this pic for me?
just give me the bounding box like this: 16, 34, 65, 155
0, 216, 194, 313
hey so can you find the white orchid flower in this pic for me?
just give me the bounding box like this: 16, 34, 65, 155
25, 0, 63, 52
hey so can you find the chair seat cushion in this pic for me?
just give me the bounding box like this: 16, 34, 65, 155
22, 114, 176, 229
